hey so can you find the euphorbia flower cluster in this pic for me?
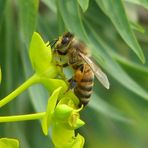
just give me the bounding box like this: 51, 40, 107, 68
0, 32, 85, 148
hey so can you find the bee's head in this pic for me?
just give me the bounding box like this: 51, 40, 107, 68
55, 32, 74, 51
61, 32, 74, 45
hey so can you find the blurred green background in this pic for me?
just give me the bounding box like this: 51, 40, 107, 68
0, 0, 148, 148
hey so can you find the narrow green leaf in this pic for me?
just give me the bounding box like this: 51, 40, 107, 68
4, 0, 20, 92
0, 0, 7, 25
18, 0, 39, 46
110, 51, 148, 76
89, 94, 134, 124
41, 0, 56, 12
86, 23, 148, 100
125, 0, 148, 10
56, 0, 87, 41
56, 0, 148, 100
57, 7, 66, 34
95, 0, 145, 63
0, 138, 19, 148
93, 43, 148, 100
77, 0, 89, 12
130, 21, 145, 33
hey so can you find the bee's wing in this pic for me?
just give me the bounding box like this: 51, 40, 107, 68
79, 53, 110, 89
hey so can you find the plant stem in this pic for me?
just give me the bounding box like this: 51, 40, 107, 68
0, 74, 39, 108
0, 112, 46, 122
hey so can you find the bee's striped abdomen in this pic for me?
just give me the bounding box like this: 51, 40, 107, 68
74, 64, 94, 106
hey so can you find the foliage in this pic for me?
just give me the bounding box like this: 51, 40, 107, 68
0, 0, 148, 147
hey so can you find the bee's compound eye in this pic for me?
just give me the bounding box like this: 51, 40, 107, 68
62, 37, 69, 44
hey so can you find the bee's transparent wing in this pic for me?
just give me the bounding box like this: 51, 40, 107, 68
79, 53, 110, 89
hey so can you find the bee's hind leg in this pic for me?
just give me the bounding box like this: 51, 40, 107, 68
68, 78, 77, 89
63, 78, 76, 95
66, 64, 84, 92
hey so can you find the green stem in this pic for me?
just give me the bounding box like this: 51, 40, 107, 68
0, 112, 46, 122
0, 74, 39, 108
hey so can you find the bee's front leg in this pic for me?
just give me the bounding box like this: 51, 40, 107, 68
56, 63, 69, 82
56, 63, 68, 68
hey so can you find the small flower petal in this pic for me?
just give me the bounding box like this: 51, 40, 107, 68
0, 138, 19, 148
41, 87, 62, 135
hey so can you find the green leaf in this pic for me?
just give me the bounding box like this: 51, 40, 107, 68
130, 21, 145, 33
77, 0, 89, 12
41, 87, 62, 135
18, 0, 39, 46
94, 43, 148, 100
41, 0, 56, 12
56, 0, 87, 41
57, 7, 66, 34
125, 0, 148, 10
90, 94, 134, 124
95, 0, 145, 63
4, 0, 24, 92
0, 0, 7, 25
86, 24, 148, 100
0, 138, 19, 148
110, 50, 148, 76
29, 32, 57, 77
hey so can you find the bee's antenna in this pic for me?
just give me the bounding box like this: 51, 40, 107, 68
50, 39, 58, 48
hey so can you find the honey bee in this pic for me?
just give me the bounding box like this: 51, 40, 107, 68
51, 32, 110, 106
